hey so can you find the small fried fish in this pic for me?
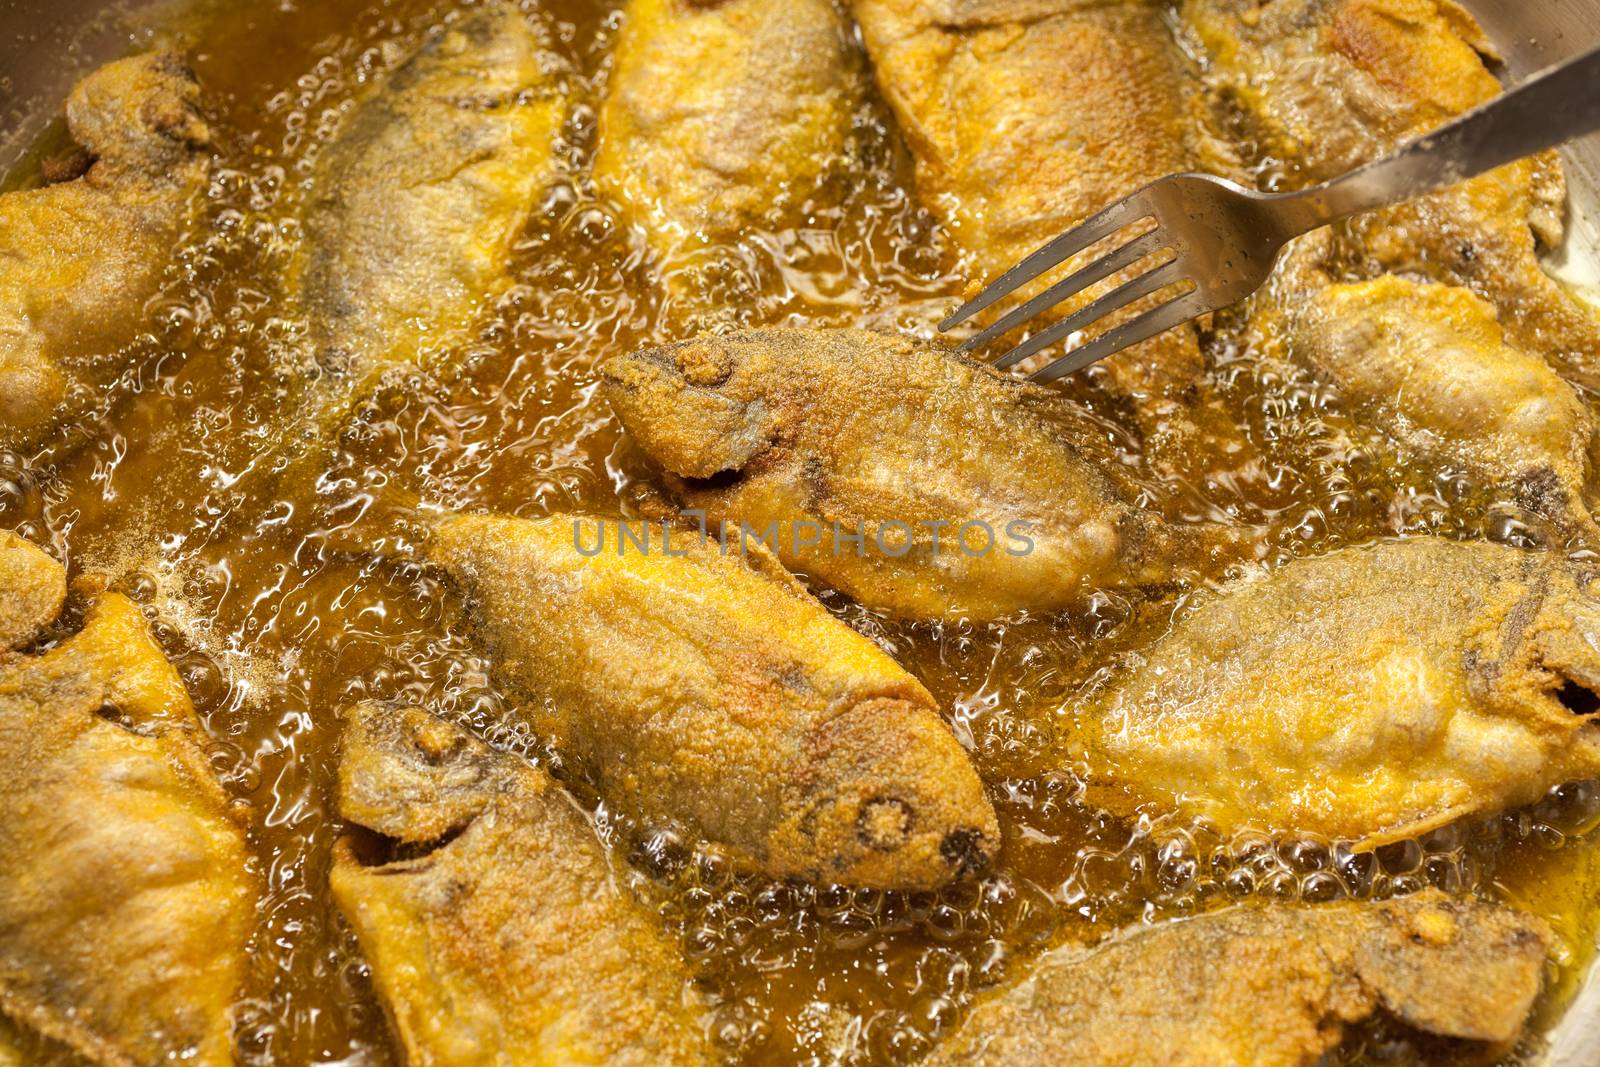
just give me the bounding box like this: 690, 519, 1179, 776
594, 0, 862, 253
288, 0, 565, 407
602, 328, 1250, 620
423, 511, 998, 889
1252, 260, 1598, 539
0, 53, 209, 452
1086, 537, 1600, 845
330, 702, 711, 1067
96, 4, 567, 568
926, 889, 1550, 1066
119, 1, 571, 550
1181, 0, 1600, 391
850, 0, 1243, 461
0, 534, 254, 1066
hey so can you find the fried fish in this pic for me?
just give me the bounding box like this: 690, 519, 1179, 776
288, 0, 565, 410
114, 1, 568, 548
926, 889, 1550, 1066
594, 0, 862, 253
1085, 537, 1600, 845
0, 532, 254, 1066
330, 702, 711, 1066
0, 53, 209, 452
602, 328, 1250, 620
1258, 263, 1598, 539
850, 0, 1242, 459
422, 511, 998, 889
1181, 0, 1600, 391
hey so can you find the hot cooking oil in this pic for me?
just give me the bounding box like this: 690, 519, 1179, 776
0, 1, 1595, 1064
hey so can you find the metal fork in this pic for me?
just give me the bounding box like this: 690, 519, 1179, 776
943, 44, 1600, 384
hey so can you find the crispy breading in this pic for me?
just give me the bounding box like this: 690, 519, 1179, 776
1285, 270, 1597, 539
603, 328, 1250, 620
330, 702, 711, 1067
0, 535, 254, 1067
288, 1, 565, 405
926, 890, 1550, 1066
0, 532, 65, 651
423, 512, 997, 888
0, 53, 209, 452
594, 0, 862, 252
850, 0, 1243, 460
1086, 538, 1600, 845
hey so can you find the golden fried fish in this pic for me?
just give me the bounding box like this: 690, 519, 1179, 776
1261, 265, 1598, 538
109, 1, 571, 549
423, 512, 998, 889
850, 0, 1241, 458
594, 0, 862, 252
0, 534, 254, 1066
1180, 0, 1497, 180
330, 702, 711, 1067
0, 53, 209, 452
926, 889, 1550, 1066
1085, 538, 1600, 846
288, 0, 564, 407
602, 328, 1249, 620
1181, 0, 1600, 391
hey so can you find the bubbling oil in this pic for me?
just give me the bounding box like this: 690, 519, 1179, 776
0, 0, 1596, 1064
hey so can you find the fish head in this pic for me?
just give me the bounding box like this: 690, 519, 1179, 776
1455, 558, 1600, 791
337, 701, 503, 847
788, 696, 999, 890
1525, 572, 1600, 723
600, 335, 779, 480
66, 52, 210, 167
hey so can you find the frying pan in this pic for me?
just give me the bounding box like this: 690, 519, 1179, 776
0, 0, 1596, 1062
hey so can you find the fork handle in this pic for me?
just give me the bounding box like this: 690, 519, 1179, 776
1290, 43, 1600, 226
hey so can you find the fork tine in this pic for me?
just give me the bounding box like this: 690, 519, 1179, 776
1029, 289, 1208, 384
938, 195, 1150, 331
955, 228, 1168, 354
992, 257, 1185, 371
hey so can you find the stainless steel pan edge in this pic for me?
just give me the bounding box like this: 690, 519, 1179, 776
1463, 11, 1600, 1062
0, 0, 1596, 1064
1471, 1, 1600, 300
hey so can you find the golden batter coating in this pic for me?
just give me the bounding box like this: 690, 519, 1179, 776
288, 0, 564, 405
850, 0, 1240, 457
1181, 0, 1600, 391
0, 52, 209, 452
1181, 0, 1497, 180
926, 890, 1550, 1066
0, 531, 65, 651
330, 702, 711, 1067
1257, 264, 1598, 539
1086, 538, 1600, 846
594, 0, 862, 252
602, 328, 1250, 620
423, 512, 998, 889
0, 535, 254, 1067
